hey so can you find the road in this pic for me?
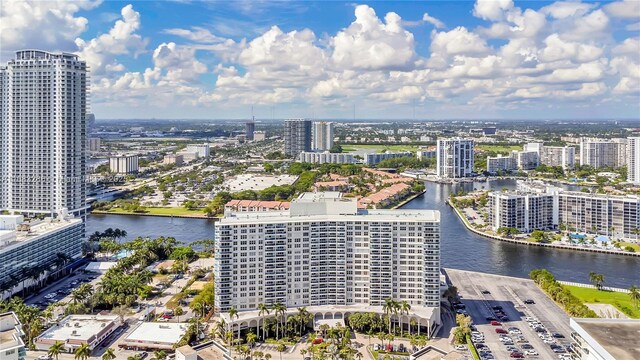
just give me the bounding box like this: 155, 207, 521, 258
446, 268, 572, 360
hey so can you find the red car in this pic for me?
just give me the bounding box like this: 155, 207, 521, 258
510, 352, 524, 358
491, 321, 501, 326
495, 328, 507, 334
311, 338, 324, 345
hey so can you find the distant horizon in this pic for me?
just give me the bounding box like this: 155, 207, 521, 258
94, 117, 640, 122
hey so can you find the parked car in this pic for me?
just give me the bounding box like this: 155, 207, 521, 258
486, 316, 496, 321
495, 328, 507, 334
38, 355, 52, 360
454, 345, 467, 351
524, 299, 535, 304
521, 344, 534, 350
482, 290, 491, 294
509, 352, 525, 358
524, 350, 538, 356
492, 305, 503, 310
490, 321, 501, 326
552, 332, 565, 338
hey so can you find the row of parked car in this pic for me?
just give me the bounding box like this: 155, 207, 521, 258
524, 316, 571, 359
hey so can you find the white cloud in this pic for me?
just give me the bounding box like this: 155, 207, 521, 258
422, 12, 445, 29
0, 0, 101, 57
75, 4, 148, 75
539, 34, 603, 63
473, 0, 514, 21
540, 1, 596, 19
153, 42, 207, 82
331, 5, 417, 71
604, 0, 640, 19
163, 26, 224, 43
430, 27, 491, 57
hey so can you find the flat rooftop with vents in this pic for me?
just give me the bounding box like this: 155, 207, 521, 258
35, 315, 121, 351
121, 322, 189, 351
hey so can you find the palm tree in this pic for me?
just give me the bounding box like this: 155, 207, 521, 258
102, 348, 116, 360
629, 285, 640, 309
265, 353, 272, 360
152, 350, 167, 360
276, 341, 287, 360
300, 348, 307, 359
48, 341, 65, 360
400, 301, 411, 336
272, 302, 286, 339
258, 303, 270, 340
297, 307, 310, 336
383, 298, 394, 335
589, 272, 605, 290
246, 331, 258, 349
229, 307, 240, 345
74, 343, 92, 360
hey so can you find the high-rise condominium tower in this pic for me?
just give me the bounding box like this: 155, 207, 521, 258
628, 137, 640, 185
436, 138, 475, 178
579, 138, 627, 169
284, 118, 311, 157
312, 121, 334, 151
1, 50, 88, 217
245, 121, 255, 140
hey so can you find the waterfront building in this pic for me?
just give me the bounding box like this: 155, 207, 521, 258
214, 192, 441, 333
541, 146, 575, 169
88, 138, 101, 152
245, 121, 255, 140
0, 214, 84, 298
628, 137, 640, 184
365, 151, 413, 166
284, 119, 312, 157
35, 315, 122, 352
486, 154, 516, 173
312, 121, 334, 151
569, 318, 640, 360
109, 155, 139, 174
515, 151, 540, 170
523, 142, 543, 155
579, 138, 627, 168
0, 312, 26, 360
163, 154, 183, 166
1, 50, 88, 218
224, 200, 290, 213
488, 190, 557, 233
253, 131, 266, 141
489, 182, 640, 240
436, 138, 474, 178
186, 144, 210, 158
298, 151, 354, 164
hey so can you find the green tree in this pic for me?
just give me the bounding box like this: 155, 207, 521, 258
629, 285, 640, 309
74, 343, 92, 360
589, 272, 605, 290
48, 341, 65, 360
276, 342, 287, 360
102, 348, 116, 360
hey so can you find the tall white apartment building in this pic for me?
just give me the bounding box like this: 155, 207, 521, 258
628, 137, 640, 184
214, 192, 441, 331
516, 151, 540, 170
436, 138, 474, 178
284, 119, 312, 157
298, 151, 354, 164
109, 155, 139, 174
185, 144, 210, 158
542, 146, 575, 169
312, 121, 334, 151
488, 190, 558, 233
1, 50, 88, 217
579, 138, 626, 168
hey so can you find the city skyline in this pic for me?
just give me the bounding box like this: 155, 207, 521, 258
1, 0, 639, 120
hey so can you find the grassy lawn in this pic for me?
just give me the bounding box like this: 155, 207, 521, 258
476, 144, 522, 152
563, 285, 640, 319
97, 207, 206, 217
340, 144, 421, 153
618, 242, 640, 252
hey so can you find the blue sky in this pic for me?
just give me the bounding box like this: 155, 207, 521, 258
1, 0, 639, 120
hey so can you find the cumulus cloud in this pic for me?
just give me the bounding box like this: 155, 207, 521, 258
473, 0, 514, 21
153, 42, 207, 82
604, 0, 640, 19
0, 0, 101, 57
331, 5, 417, 71
75, 4, 148, 75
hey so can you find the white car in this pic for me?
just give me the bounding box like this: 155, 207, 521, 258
38, 355, 52, 360
543, 339, 556, 344
454, 345, 467, 351
525, 350, 539, 356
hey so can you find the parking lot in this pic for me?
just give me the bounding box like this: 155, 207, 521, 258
446, 269, 573, 359
26, 271, 101, 311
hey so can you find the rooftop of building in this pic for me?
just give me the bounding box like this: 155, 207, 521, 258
571, 318, 640, 360
36, 315, 119, 344
297, 191, 342, 201
0, 216, 82, 250
0, 312, 24, 351
124, 322, 189, 345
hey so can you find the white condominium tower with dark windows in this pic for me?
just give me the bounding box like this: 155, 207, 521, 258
1, 50, 88, 218
312, 121, 334, 151
628, 137, 640, 185
284, 119, 312, 157
214, 192, 441, 329
436, 138, 474, 178
579, 137, 627, 169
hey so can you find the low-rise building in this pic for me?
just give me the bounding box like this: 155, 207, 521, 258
121, 322, 189, 351
109, 155, 139, 174
0, 312, 26, 360
35, 315, 122, 352
486, 154, 516, 173
176, 345, 198, 360
569, 318, 640, 360
253, 131, 266, 141
298, 151, 354, 164
224, 200, 290, 213
177, 151, 199, 162
163, 154, 183, 166
417, 150, 436, 160
359, 183, 411, 208
365, 151, 413, 166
